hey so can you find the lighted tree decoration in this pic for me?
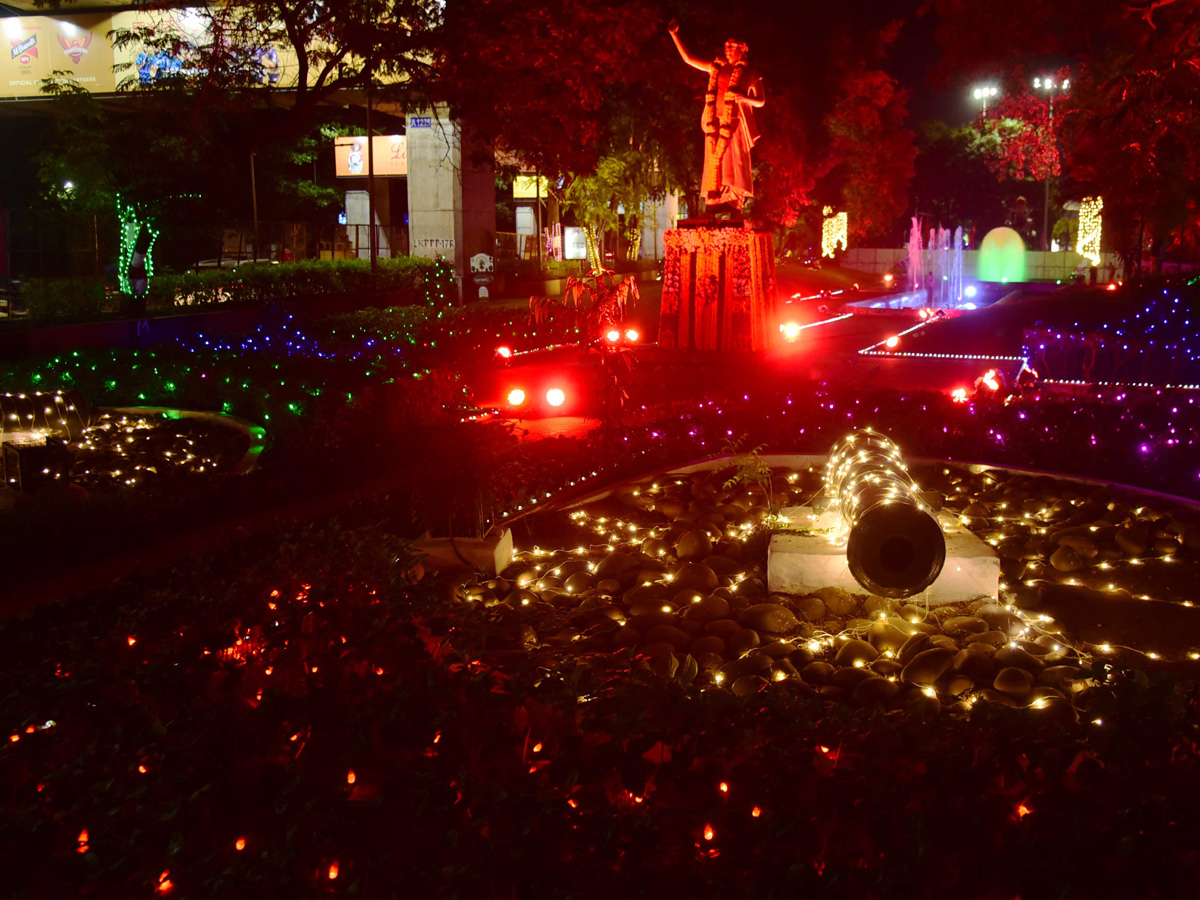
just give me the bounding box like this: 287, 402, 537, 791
116, 195, 160, 298
1077, 196, 1103, 265
821, 207, 848, 258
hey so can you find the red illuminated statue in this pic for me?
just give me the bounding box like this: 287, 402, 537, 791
669, 21, 766, 215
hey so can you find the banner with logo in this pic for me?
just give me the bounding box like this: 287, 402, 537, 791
4, 14, 118, 96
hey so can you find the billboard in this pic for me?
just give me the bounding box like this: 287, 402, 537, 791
334, 135, 408, 178
4, 14, 117, 95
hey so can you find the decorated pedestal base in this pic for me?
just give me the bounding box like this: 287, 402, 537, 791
658, 222, 778, 351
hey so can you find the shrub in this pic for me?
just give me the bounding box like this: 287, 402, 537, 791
20, 278, 113, 324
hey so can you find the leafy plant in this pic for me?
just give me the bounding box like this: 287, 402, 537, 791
529, 268, 639, 344
721, 435, 776, 514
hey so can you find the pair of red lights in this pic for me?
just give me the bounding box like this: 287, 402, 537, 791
605, 328, 639, 343
507, 387, 565, 408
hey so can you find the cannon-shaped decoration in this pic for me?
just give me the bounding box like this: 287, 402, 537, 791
824, 429, 945, 598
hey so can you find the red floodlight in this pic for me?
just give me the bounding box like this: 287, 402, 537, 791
885, 335, 900, 349
546, 388, 566, 407
496, 346, 513, 359
605, 329, 621, 343
625, 328, 640, 342
507, 388, 526, 406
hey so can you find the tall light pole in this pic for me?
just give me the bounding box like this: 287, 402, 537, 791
1033, 76, 1069, 251
971, 84, 999, 114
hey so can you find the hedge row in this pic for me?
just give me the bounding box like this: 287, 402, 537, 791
19, 256, 451, 324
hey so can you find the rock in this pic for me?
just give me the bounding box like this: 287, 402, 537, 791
788, 647, 816, 668
675, 529, 713, 561
641, 538, 671, 559
814, 586, 857, 616
761, 640, 795, 660
718, 654, 772, 683
628, 597, 675, 618
801, 661, 834, 684
691, 633, 724, 657
901, 648, 955, 685
699, 595, 731, 620
1182, 526, 1200, 554
974, 630, 1009, 646
643, 625, 690, 651
830, 666, 875, 689
595, 552, 643, 582
702, 555, 742, 576
741, 603, 800, 634
946, 675, 975, 697
979, 688, 1021, 708
953, 648, 995, 681
994, 667, 1034, 697
863, 595, 892, 617
1038, 665, 1085, 689
563, 572, 595, 595
833, 639, 879, 668
1035, 697, 1079, 725
995, 645, 1044, 672
612, 626, 640, 649
929, 635, 959, 652
796, 596, 827, 622
898, 633, 932, 664
730, 675, 768, 698
672, 562, 719, 593
1058, 534, 1099, 560
595, 578, 622, 595
704, 618, 742, 637
1153, 537, 1180, 555
868, 621, 909, 654
504, 589, 538, 608
727, 628, 761, 656
941, 616, 989, 636
513, 568, 539, 588
872, 659, 903, 679
1049, 546, 1083, 572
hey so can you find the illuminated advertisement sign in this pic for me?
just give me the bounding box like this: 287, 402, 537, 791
334, 135, 408, 178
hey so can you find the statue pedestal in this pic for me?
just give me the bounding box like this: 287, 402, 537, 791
658, 222, 778, 351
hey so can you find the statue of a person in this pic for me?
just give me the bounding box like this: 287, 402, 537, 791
669, 21, 766, 215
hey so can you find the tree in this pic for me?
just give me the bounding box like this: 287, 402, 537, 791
908, 121, 1006, 235
926, 0, 1200, 273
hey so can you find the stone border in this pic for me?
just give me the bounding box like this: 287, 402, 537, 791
105, 407, 267, 475
537, 452, 1200, 517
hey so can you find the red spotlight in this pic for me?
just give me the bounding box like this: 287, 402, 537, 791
605, 329, 621, 342
496, 346, 513, 358
1106, 283, 1117, 291
885, 335, 899, 349
546, 388, 566, 407
781, 322, 801, 340
624, 328, 640, 342
507, 388, 526, 406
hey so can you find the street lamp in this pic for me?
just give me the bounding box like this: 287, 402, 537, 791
971, 85, 999, 113
1033, 75, 1069, 251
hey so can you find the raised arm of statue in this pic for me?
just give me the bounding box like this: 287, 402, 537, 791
669, 20, 714, 73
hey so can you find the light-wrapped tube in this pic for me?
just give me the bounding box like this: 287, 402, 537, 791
825, 429, 945, 598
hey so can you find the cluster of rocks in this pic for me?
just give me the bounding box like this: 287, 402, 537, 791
70, 414, 244, 488
933, 466, 1200, 587
457, 465, 1185, 719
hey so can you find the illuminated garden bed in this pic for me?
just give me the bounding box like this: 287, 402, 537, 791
479, 456, 1200, 721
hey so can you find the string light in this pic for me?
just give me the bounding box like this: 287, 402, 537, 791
1077, 196, 1103, 265
821, 207, 848, 258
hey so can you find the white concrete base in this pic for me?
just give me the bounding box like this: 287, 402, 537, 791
767, 506, 999, 605
416, 528, 513, 575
